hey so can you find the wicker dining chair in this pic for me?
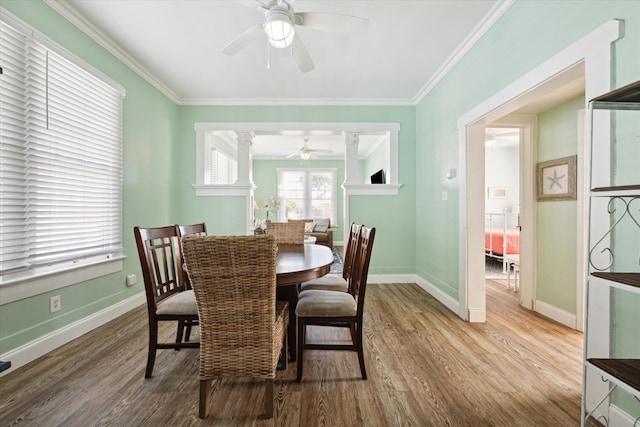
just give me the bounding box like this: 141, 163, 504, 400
181, 234, 288, 419
133, 225, 200, 379
299, 222, 363, 292
266, 221, 305, 244
295, 226, 375, 382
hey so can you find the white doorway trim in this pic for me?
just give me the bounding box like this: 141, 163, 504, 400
457, 19, 622, 323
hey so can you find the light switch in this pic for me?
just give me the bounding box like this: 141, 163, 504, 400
442, 191, 448, 201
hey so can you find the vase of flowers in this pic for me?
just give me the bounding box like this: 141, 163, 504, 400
264, 197, 280, 221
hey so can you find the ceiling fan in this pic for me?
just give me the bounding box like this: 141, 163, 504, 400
222, 0, 369, 73
286, 139, 333, 159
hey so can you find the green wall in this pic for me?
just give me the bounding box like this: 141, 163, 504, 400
0, 1, 179, 354
535, 95, 584, 313
415, 0, 640, 299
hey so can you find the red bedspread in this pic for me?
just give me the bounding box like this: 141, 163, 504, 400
485, 227, 520, 255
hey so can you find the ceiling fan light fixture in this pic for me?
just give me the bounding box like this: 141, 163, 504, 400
300, 151, 311, 160
264, 10, 295, 48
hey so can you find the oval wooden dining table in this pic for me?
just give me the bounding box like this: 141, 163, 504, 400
276, 243, 334, 362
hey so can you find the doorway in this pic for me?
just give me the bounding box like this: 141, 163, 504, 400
456, 20, 620, 324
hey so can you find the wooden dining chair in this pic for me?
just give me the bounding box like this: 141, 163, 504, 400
266, 221, 305, 244
299, 222, 363, 292
181, 234, 288, 419
295, 226, 376, 382
177, 222, 207, 237
176, 222, 207, 290
133, 225, 200, 379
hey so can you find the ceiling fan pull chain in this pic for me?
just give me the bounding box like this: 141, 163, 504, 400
266, 38, 271, 70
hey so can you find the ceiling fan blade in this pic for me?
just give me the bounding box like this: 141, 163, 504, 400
309, 149, 332, 153
233, 0, 270, 10
291, 35, 314, 73
285, 152, 299, 158
295, 12, 369, 36
221, 23, 264, 56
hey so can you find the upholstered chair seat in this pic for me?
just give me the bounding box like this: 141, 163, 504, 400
155, 289, 198, 315
296, 290, 357, 317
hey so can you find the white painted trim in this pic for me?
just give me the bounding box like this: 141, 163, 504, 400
182, 98, 416, 107
609, 404, 637, 427
0, 292, 146, 377
457, 19, 621, 326
0, 258, 124, 304
535, 300, 577, 329
413, 275, 461, 316
193, 184, 256, 197
414, 0, 515, 104
343, 184, 402, 196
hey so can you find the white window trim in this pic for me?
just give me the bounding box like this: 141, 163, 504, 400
0, 9, 125, 301
277, 168, 338, 224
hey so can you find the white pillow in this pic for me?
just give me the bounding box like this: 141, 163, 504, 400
304, 222, 315, 233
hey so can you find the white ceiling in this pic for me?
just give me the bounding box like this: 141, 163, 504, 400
52, 0, 584, 158
59, 0, 508, 105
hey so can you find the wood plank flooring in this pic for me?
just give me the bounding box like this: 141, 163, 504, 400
0, 281, 594, 426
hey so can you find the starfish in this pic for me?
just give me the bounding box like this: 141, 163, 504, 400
547, 169, 565, 190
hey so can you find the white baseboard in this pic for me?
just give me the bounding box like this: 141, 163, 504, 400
535, 299, 576, 329
0, 292, 145, 377
609, 404, 638, 427
368, 274, 416, 284
413, 275, 461, 317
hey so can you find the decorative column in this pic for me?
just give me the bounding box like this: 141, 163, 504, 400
343, 131, 360, 185
235, 131, 256, 234
235, 131, 255, 187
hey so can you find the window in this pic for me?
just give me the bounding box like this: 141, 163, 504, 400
0, 18, 124, 286
277, 168, 337, 223
205, 143, 237, 185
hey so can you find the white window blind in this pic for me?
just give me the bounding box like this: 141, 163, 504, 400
0, 19, 124, 281
208, 147, 237, 185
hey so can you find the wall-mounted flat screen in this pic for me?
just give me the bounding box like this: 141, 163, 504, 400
371, 169, 386, 184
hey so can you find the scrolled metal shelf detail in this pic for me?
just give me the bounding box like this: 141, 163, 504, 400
589, 196, 640, 271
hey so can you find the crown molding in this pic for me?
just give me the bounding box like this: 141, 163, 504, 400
178, 97, 416, 107
413, 0, 515, 105
44, 0, 181, 104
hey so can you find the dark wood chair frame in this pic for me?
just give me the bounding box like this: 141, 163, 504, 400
296, 226, 376, 382
134, 225, 200, 378
176, 222, 207, 291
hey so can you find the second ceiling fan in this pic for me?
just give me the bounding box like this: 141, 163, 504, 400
286, 139, 332, 159
222, 0, 369, 73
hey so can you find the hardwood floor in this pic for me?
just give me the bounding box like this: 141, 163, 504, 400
0, 282, 593, 426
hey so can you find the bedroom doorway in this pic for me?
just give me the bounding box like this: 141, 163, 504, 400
484, 127, 521, 289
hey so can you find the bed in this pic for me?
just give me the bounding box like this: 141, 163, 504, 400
485, 211, 520, 272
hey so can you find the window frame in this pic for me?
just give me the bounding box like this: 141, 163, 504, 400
0, 10, 125, 302
277, 168, 338, 224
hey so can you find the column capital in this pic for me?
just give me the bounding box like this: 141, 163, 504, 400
342, 131, 360, 146
235, 131, 255, 146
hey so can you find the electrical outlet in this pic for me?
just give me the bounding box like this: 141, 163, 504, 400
126, 273, 137, 287
50, 295, 61, 313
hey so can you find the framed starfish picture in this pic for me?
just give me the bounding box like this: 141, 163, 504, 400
536, 155, 577, 201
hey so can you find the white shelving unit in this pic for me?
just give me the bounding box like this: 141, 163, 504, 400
582, 80, 640, 426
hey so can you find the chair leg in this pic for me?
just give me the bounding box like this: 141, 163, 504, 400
199, 379, 211, 419
145, 322, 158, 379
185, 321, 193, 342
265, 378, 274, 418
296, 320, 305, 382
356, 321, 367, 380
175, 320, 185, 348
